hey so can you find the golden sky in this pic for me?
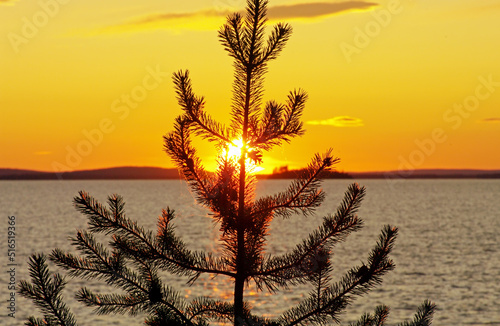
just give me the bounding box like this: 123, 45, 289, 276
1, 0, 500, 173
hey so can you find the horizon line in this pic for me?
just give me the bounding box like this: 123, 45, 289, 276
2, 165, 500, 175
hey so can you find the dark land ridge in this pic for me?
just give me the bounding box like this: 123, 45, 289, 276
1, 167, 500, 180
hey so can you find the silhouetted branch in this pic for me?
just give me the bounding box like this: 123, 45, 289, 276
397, 300, 436, 326
257, 22, 293, 65
348, 305, 390, 326
19, 254, 77, 326
173, 70, 231, 144
252, 151, 339, 220
277, 226, 397, 325
219, 13, 247, 65
254, 183, 365, 290
71, 192, 235, 278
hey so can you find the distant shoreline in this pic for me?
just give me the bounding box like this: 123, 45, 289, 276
1, 166, 500, 180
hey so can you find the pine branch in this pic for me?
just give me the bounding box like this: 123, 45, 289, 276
204, 159, 240, 233
72, 253, 193, 324
251, 89, 306, 152
254, 100, 284, 147
306, 247, 333, 312
77, 285, 192, 324
187, 297, 235, 324
277, 226, 398, 325
51, 205, 233, 323
253, 183, 365, 290
219, 13, 247, 65
73, 191, 144, 237
252, 151, 338, 221
349, 305, 390, 326
279, 292, 347, 325
113, 225, 235, 283
145, 308, 190, 326
146, 207, 236, 278
164, 115, 214, 208
25, 316, 58, 326
373, 306, 390, 326
172, 70, 203, 113
256, 22, 293, 65
57, 193, 237, 325
362, 226, 399, 288
243, 0, 268, 64
222, 0, 275, 136
18, 254, 77, 326
50, 231, 146, 295
144, 296, 235, 326
224, 0, 270, 134
172, 70, 230, 144
73, 192, 234, 278
76, 288, 147, 316
397, 301, 436, 326
73, 191, 112, 232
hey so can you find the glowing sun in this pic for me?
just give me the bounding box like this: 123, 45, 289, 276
222, 138, 264, 173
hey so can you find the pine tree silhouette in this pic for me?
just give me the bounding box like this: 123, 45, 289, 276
19, 1, 435, 325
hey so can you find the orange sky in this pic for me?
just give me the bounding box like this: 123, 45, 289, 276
1, 0, 500, 174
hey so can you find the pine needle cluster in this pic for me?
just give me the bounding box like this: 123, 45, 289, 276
19, 1, 435, 325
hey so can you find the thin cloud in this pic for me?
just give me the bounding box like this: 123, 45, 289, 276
100, 9, 226, 34
100, 1, 377, 34
307, 116, 364, 127
267, 1, 378, 20
478, 117, 500, 123
129, 9, 225, 25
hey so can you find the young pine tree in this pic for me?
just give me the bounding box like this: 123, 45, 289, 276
19, 0, 435, 325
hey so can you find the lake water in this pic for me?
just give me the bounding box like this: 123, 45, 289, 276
0, 179, 499, 325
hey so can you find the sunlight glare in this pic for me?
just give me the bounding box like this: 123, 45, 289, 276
222, 138, 264, 173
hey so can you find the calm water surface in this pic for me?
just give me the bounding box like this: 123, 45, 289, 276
1, 179, 499, 325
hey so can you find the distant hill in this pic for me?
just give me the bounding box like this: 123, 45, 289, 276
0, 167, 181, 180
349, 169, 500, 179
0, 169, 46, 178
258, 169, 352, 180
1, 167, 500, 180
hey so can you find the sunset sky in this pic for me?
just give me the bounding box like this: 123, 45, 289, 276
1, 0, 499, 174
